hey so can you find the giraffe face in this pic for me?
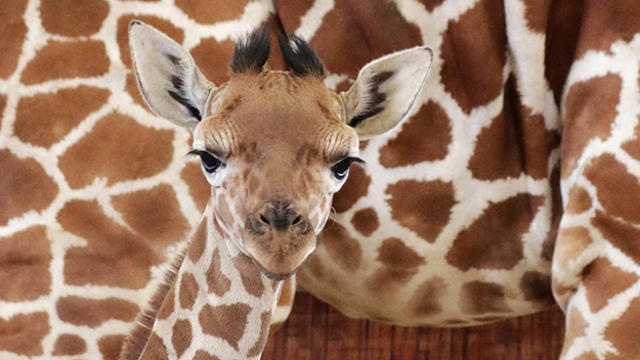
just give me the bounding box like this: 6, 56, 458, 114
192, 72, 360, 277
129, 21, 433, 278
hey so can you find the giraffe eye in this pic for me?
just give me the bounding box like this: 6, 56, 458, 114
200, 152, 222, 173
331, 157, 364, 181
188, 150, 223, 173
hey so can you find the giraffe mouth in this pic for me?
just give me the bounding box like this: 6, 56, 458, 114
250, 257, 300, 280
262, 270, 296, 281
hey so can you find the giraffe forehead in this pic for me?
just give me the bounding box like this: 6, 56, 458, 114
195, 72, 358, 160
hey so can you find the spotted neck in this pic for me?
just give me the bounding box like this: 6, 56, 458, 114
120, 210, 282, 360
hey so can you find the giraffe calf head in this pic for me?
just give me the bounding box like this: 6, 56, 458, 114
129, 21, 433, 278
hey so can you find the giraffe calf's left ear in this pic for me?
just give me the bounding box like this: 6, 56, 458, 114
340, 46, 433, 139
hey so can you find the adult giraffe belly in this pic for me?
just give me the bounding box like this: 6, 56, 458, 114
298, 135, 560, 326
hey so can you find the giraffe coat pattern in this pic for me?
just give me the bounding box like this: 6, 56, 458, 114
1, 0, 640, 359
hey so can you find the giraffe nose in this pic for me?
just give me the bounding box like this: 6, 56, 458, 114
259, 201, 305, 232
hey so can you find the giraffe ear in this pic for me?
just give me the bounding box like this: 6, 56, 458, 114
129, 20, 214, 128
340, 47, 433, 139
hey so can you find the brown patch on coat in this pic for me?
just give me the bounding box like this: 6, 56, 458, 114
0, 0, 28, 79
566, 186, 592, 214
408, 277, 447, 316
117, 15, 184, 68
379, 101, 452, 168
583, 257, 637, 313
40, 0, 108, 36
188, 219, 208, 263
0, 150, 58, 226
376, 238, 425, 268
199, 303, 251, 350
604, 295, 640, 360
247, 311, 272, 357
285, 0, 421, 76
332, 165, 371, 213
171, 319, 192, 358
518, 109, 562, 179
0, 226, 51, 302
622, 117, 640, 161
14, 86, 110, 148
318, 220, 362, 271
0, 312, 49, 356
460, 281, 510, 314
562, 74, 621, 177
57, 200, 163, 288
574, 0, 640, 59
181, 161, 210, 212
158, 285, 176, 320
194, 350, 221, 360
139, 333, 168, 360
544, 1, 583, 105
440, 0, 506, 114
520, 271, 553, 303
175, 0, 248, 24
523, 0, 551, 33
386, 179, 456, 243
446, 194, 543, 271
542, 166, 562, 262
585, 154, 640, 224
206, 249, 231, 297
178, 273, 198, 310
56, 296, 139, 327
555, 226, 593, 270
592, 211, 640, 264
417, 0, 445, 12
59, 112, 173, 189
98, 335, 126, 360
232, 254, 265, 297
190, 37, 236, 85
468, 75, 559, 180
350, 207, 379, 236
367, 238, 426, 291
112, 185, 189, 248
20, 40, 109, 84
53, 334, 86, 355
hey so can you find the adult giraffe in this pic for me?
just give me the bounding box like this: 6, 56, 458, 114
1, 0, 640, 359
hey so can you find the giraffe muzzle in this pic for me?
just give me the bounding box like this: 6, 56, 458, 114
242, 202, 317, 277
248, 201, 311, 235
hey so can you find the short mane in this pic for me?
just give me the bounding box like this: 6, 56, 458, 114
230, 27, 271, 74
278, 33, 325, 77
229, 27, 325, 78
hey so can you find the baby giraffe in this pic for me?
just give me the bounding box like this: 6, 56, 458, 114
120, 21, 432, 359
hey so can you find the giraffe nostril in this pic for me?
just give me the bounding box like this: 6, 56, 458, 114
292, 215, 302, 226
260, 215, 270, 225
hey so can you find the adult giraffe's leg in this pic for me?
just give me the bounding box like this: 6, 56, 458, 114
552, 2, 640, 359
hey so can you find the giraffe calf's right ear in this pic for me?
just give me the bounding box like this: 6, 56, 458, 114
340, 46, 433, 139
128, 20, 214, 128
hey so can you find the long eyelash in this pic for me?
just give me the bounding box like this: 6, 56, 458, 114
341, 156, 366, 167
186, 150, 202, 158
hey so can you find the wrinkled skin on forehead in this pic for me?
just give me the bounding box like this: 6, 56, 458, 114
194, 71, 360, 277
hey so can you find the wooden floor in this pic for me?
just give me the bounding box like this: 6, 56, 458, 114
263, 294, 566, 360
